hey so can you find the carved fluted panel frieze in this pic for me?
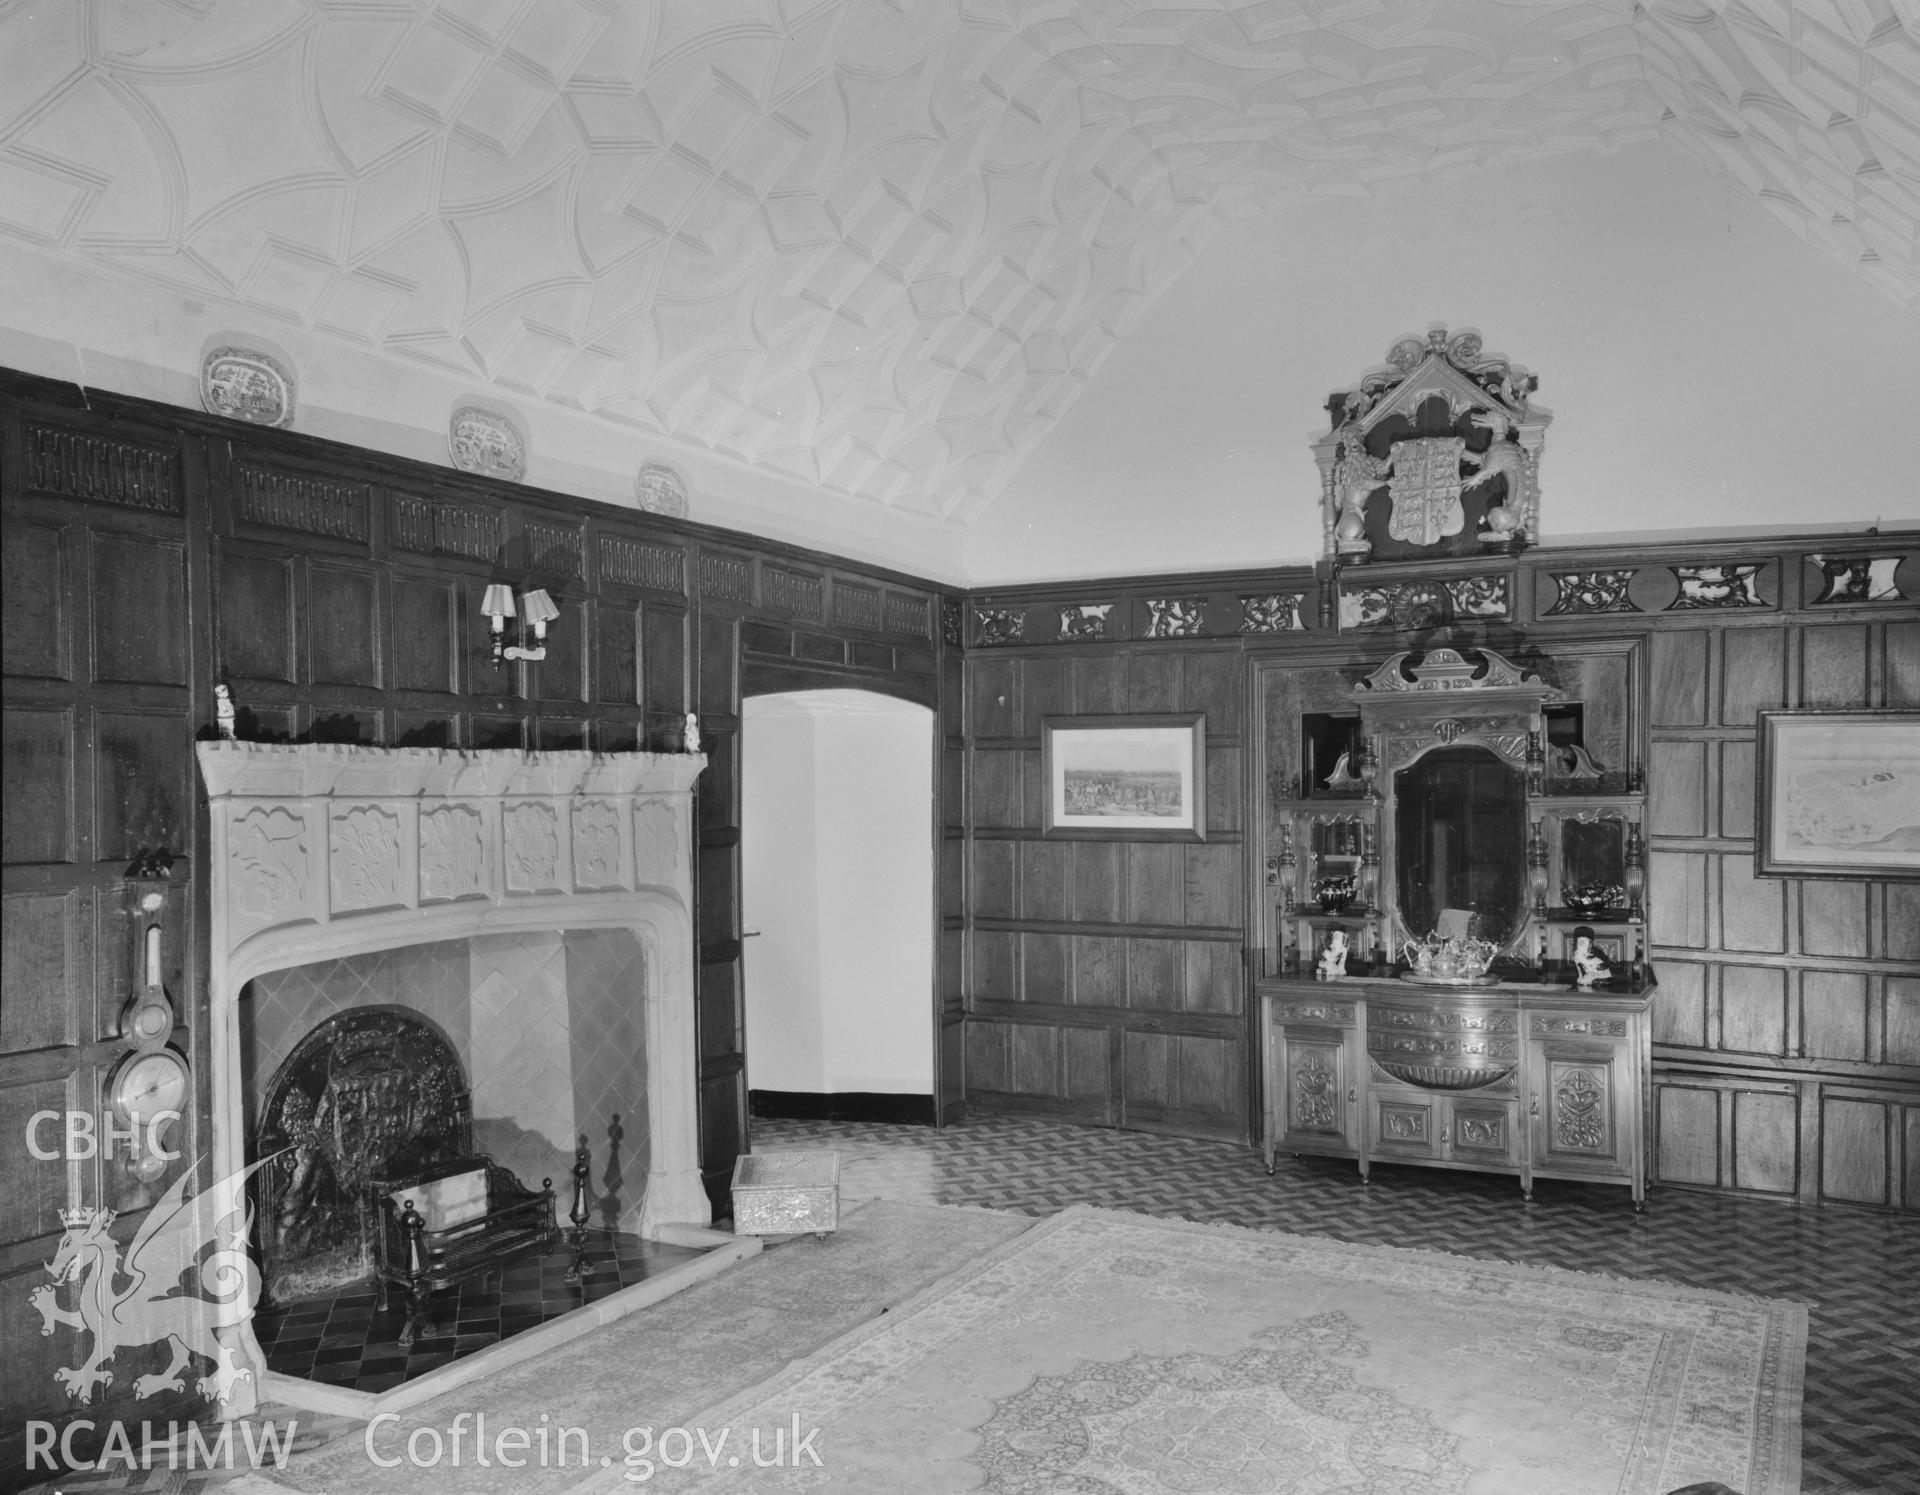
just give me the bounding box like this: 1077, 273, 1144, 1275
329, 804, 404, 911
25, 424, 180, 512
503, 802, 564, 894
419, 804, 486, 903
573, 799, 626, 891
1546, 569, 1639, 616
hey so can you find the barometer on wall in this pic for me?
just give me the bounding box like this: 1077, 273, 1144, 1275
108, 1047, 189, 1181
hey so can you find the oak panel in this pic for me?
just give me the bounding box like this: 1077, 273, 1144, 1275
1820, 1097, 1888, 1204
968, 657, 1018, 737
2, 519, 70, 680
1009, 1023, 1059, 1096
93, 532, 187, 687
1127, 654, 1180, 712
93, 710, 192, 863
1655, 1084, 1720, 1185
1800, 624, 1869, 707
1719, 852, 1785, 953
1732, 1089, 1798, 1194
1126, 938, 1182, 1010
1184, 842, 1240, 927
1720, 628, 1785, 726
1126, 842, 1185, 925
1649, 630, 1708, 727
971, 751, 1022, 830
0, 1073, 77, 1245
1888, 886, 1920, 963
1719, 740, 1755, 841
1070, 654, 1124, 714
970, 840, 1015, 920
966, 1022, 1008, 1093
643, 605, 686, 716
1652, 960, 1708, 1048
973, 931, 1015, 1002
1720, 964, 1786, 1056
1182, 651, 1242, 735
1071, 841, 1125, 923
1018, 839, 1069, 920
308, 562, 379, 687
1888, 621, 1920, 706
1799, 879, 1867, 960
1886, 977, 1920, 1067
1021, 932, 1067, 1002
1019, 655, 1070, 734
0, 892, 80, 1053
537, 598, 587, 702
218, 550, 292, 682
1650, 739, 1707, 838
1183, 940, 1241, 1014
1063, 1026, 1110, 1100
596, 604, 640, 705
391, 576, 455, 694
1801, 970, 1869, 1062
1070, 935, 1125, 1006
0, 708, 74, 865
1648, 850, 1706, 948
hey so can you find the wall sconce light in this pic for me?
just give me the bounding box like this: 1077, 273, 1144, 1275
483, 585, 560, 665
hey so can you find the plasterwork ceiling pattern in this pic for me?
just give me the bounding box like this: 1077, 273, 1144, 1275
1, 1, 1915, 520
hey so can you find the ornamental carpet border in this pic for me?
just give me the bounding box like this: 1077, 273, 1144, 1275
566, 1205, 1808, 1495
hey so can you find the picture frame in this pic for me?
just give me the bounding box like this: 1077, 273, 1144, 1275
1040, 714, 1206, 840
1754, 709, 1920, 879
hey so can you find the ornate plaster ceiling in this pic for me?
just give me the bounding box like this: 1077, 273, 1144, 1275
1, 1, 1915, 521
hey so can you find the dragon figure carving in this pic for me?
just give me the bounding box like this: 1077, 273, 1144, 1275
30, 1155, 272, 1406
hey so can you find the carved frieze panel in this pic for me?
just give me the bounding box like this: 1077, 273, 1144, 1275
201, 345, 296, 428
503, 802, 563, 893
1144, 598, 1207, 638
884, 592, 932, 638
1240, 593, 1305, 633
230, 806, 310, 933
25, 424, 180, 513
600, 536, 685, 595
1290, 1050, 1338, 1130
1808, 554, 1907, 605
942, 598, 965, 648
1550, 1064, 1610, 1153
523, 522, 584, 577
1059, 604, 1112, 642
237, 466, 369, 542
329, 804, 403, 911
700, 552, 754, 603
834, 583, 883, 632
419, 804, 486, 902
975, 607, 1026, 646
764, 568, 824, 619
1667, 563, 1765, 610
1546, 569, 1639, 615
392, 496, 505, 562
1379, 1104, 1431, 1143
635, 800, 681, 885
573, 799, 626, 890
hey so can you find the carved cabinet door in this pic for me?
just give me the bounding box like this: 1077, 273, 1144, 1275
1527, 1040, 1629, 1179
1276, 1026, 1357, 1153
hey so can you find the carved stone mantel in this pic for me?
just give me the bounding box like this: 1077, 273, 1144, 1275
194, 743, 707, 1415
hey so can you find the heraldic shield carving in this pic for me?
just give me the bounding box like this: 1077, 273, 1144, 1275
1311, 325, 1551, 564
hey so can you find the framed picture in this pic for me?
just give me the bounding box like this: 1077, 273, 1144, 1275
1041, 714, 1206, 840
1755, 709, 1920, 879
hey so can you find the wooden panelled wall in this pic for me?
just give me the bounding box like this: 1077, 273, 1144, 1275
0, 368, 955, 1450
957, 546, 1920, 1210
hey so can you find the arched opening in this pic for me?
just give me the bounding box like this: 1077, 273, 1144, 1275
741, 689, 936, 1125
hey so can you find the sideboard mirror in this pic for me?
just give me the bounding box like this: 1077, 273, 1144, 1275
1267, 641, 1648, 983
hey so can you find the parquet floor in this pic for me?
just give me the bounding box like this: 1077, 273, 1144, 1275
755, 1110, 1920, 1495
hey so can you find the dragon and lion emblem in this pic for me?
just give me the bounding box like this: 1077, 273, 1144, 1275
30, 1155, 275, 1407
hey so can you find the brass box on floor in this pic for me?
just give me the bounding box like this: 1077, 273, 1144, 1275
731, 1150, 841, 1237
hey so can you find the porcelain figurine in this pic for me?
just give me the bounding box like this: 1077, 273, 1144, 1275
1317, 929, 1349, 978
215, 682, 237, 741
683, 711, 701, 754
1573, 933, 1612, 988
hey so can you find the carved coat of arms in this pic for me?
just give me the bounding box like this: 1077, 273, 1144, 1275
1386, 435, 1468, 546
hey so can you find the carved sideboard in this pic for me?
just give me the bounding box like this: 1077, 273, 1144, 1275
1260, 973, 1654, 1207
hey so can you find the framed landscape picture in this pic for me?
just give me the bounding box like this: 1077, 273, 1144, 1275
1755, 709, 1920, 879
1041, 714, 1206, 840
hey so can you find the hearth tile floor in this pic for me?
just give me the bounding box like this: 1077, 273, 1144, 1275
253, 1227, 704, 1392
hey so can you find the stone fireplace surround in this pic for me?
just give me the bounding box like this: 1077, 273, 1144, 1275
195, 742, 719, 1415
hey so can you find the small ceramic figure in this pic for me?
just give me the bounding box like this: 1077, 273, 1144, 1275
215, 683, 237, 741
1317, 929, 1349, 978
1573, 933, 1612, 988
683, 711, 701, 754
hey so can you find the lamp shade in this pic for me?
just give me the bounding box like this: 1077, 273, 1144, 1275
520, 588, 560, 626
481, 583, 516, 620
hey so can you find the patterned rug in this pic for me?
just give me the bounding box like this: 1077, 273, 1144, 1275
563, 1206, 1806, 1495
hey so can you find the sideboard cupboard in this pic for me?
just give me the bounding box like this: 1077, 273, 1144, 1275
1256, 639, 1656, 1206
